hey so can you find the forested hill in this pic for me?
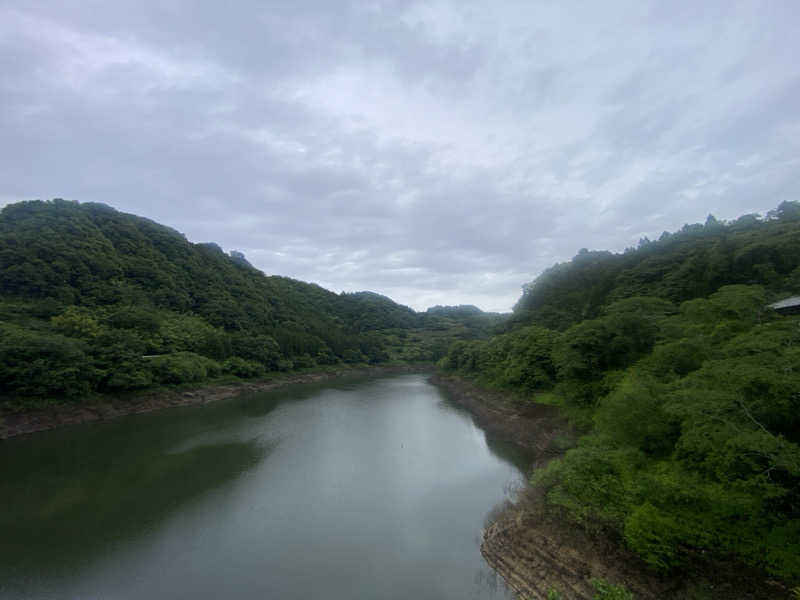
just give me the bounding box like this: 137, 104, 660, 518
440, 201, 800, 587
0, 199, 501, 401
512, 201, 800, 331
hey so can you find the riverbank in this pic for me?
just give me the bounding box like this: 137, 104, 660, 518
428, 373, 574, 467
0, 364, 431, 439
483, 503, 791, 600
429, 374, 792, 600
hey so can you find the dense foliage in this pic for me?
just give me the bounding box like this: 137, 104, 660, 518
441, 203, 800, 583
512, 202, 800, 330
0, 199, 502, 404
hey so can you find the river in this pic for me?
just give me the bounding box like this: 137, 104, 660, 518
0, 374, 525, 599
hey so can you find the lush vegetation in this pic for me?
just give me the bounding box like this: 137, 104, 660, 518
0, 199, 502, 406
440, 202, 800, 584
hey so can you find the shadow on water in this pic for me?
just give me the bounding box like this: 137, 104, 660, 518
0, 377, 369, 577
0, 374, 378, 571
484, 435, 538, 474
204, 372, 380, 421
0, 408, 272, 575
436, 397, 537, 473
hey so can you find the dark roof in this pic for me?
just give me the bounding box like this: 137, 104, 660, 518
768, 296, 800, 310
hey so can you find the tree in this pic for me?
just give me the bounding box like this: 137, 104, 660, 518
766, 200, 800, 222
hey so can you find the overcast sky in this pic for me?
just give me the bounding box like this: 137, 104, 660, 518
2, 1, 799, 312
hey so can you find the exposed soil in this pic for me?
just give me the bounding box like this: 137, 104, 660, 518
482, 505, 665, 600
428, 373, 574, 467
0, 364, 431, 440
428, 373, 793, 600
481, 501, 791, 600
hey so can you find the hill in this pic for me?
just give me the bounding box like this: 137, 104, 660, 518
440, 202, 800, 587
510, 202, 800, 331
0, 199, 501, 403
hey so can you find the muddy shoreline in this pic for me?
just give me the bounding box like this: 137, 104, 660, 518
428, 373, 573, 466
0, 364, 431, 440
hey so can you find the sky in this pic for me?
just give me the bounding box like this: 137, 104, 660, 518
2, 1, 799, 312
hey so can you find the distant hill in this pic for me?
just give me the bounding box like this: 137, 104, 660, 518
420, 304, 504, 335
0, 199, 495, 400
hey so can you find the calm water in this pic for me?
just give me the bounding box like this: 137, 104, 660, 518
0, 374, 525, 599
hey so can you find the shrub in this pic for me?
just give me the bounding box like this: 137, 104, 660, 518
147, 352, 221, 384
222, 357, 265, 378
591, 578, 634, 600
0, 324, 94, 398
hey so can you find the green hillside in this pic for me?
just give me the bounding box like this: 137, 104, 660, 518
0, 199, 500, 403
441, 202, 800, 583
511, 202, 800, 331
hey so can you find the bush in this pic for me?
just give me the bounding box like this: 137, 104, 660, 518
222, 356, 265, 378
104, 360, 153, 390
622, 503, 681, 570
292, 353, 317, 369
0, 324, 94, 398
147, 352, 221, 384
591, 578, 634, 600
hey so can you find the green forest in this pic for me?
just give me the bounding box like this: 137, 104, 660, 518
0, 199, 501, 406
440, 201, 800, 584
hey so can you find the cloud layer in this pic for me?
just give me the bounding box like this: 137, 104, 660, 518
2, 1, 799, 311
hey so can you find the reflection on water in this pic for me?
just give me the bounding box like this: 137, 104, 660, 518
435, 395, 537, 473
1, 374, 519, 600
1, 435, 268, 572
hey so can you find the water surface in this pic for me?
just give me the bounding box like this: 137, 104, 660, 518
1, 374, 523, 599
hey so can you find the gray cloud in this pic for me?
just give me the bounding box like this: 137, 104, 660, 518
2, 0, 799, 312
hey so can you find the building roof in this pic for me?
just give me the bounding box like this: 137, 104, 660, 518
768, 296, 800, 310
